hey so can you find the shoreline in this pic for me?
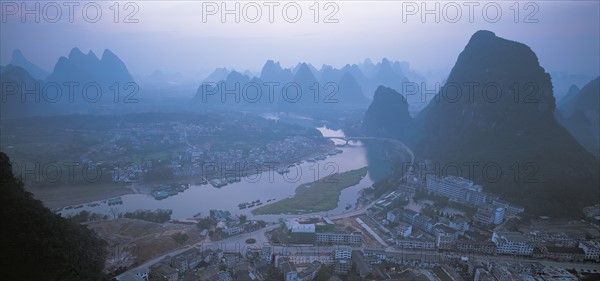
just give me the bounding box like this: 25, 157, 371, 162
31, 141, 336, 210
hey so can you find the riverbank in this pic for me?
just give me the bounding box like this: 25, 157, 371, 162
30, 141, 335, 211
251, 167, 368, 215
27, 182, 135, 210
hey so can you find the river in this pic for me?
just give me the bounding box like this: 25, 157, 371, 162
59, 126, 407, 220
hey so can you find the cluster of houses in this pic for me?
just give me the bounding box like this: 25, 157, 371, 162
148, 246, 269, 281
363, 175, 600, 263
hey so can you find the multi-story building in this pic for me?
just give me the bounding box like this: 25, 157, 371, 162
315, 231, 363, 246
544, 246, 586, 261
148, 263, 178, 281
393, 222, 412, 238
492, 232, 534, 256
334, 246, 352, 259
433, 224, 458, 249
395, 238, 436, 250
402, 209, 419, 225
491, 198, 524, 216
578, 240, 600, 261
449, 216, 470, 233
414, 215, 434, 232
167, 248, 201, 273
333, 246, 352, 274
474, 205, 504, 225
261, 246, 272, 264
454, 241, 497, 255
426, 175, 483, 202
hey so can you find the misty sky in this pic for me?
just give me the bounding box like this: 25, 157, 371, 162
1, 1, 599, 78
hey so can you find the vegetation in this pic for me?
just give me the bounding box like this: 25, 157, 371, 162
252, 167, 368, 215
196, 216, 216, 230
121, 209, 172, 223
245, 238, 256, 244
68, 210, 109, 224
171, 232, 189, 244
0, 152, 110, 280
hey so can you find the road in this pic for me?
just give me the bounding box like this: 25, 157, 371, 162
117, 224, 279, 281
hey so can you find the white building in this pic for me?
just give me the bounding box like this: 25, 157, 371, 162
395, 238, 436, 250
474, 205, 504, 225
334, 246, 352, 259
578, 240, 600, 261
492, 232, 534, 256
426, 175, 486, 205
393, 222, 412, 238
285, 220, 316, 233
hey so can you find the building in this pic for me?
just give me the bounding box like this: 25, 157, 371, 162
334, 246, 352, 259
464, 189, 488, 206
297, 261, 321, 281
315, 231, 363, 246
492, 232, 534, 256
433, 224, 459, 249
148, 263, 178, 281
578, 240, 600, 261
278, 257, 299, 281
167, 248, 201, 273
491, 198, 524, 216
426, 175, 485, 205
402, 208, 419, 225
414, 214, 434, 232
284, 218, 317, 244
449, 216, 470, 232
333, 246, 352, 274
395, 238, 436, 250
261, 246, 273, 264
210, 209, 231, 221
474, 205, 504, 225
217, 221, 243, 236
352, 251, 378, 279
393, 222, 412, 238
454, 241, 496, 254
386, 208, 403, 223
285, 219, 316, 233
334, 258, 352, 274
544, 246, 585, 261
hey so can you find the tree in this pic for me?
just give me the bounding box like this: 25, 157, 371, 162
110, 207, 120, 219
239, 214, 247, 224
171, 232, 189, 244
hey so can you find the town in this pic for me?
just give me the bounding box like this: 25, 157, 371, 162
117, 162, 600, 281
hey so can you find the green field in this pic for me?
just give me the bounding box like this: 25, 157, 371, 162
252, 167, 368, 215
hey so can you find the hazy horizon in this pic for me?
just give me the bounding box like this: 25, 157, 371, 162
2, 1, 599, 78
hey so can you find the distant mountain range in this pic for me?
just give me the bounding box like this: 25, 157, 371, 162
1, 48, 136, 118
557, 77, 600, 158
193, 60, 374, 111
46, 48, 134, 88
9, 49, 50, 80
363, 30, 598, 217
194, 57, 432, 113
